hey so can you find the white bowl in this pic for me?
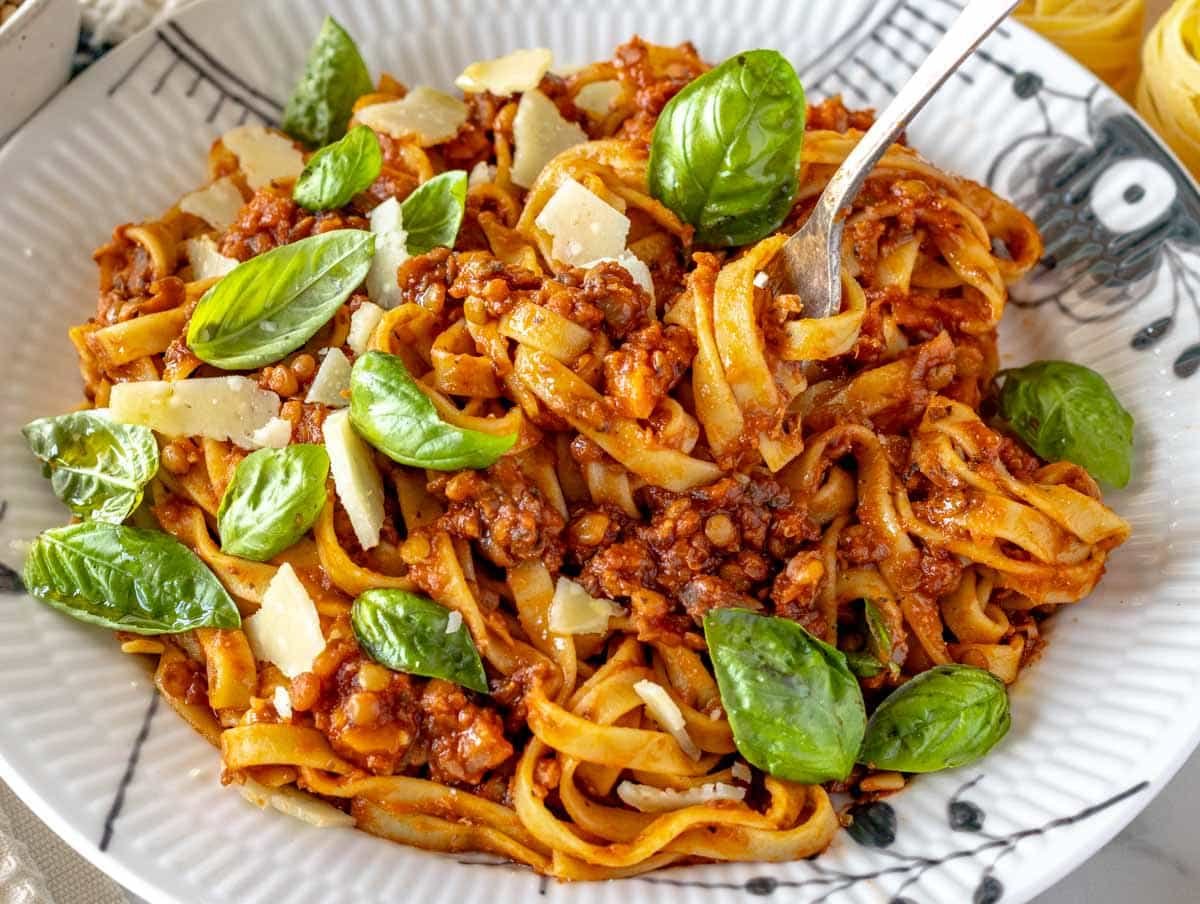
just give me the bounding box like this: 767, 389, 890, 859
0, 0, 80, 139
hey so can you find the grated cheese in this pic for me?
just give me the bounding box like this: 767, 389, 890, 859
510, 88, 587, 188
455, 47, 553, 96
184, 236, 238, 281
109, 376, 281, 450
365, 197, 409, 309
305, 347, 352, 408
445, 610, 463, 634
731, 762, 752, 783
324, 409, 385, 550
347, 302, 385, 355
221, 125, 305, 190
355, 87, 468, 146
243, 564, 326, 679
616, 780, 745, 814
468, 160, 496, 189
179, 176, 244, 230
753, 270, 769, 288
634, 679, 701, 760
249, 416, 292, 449
548, 577, 622, 635
534, 177, 630, 266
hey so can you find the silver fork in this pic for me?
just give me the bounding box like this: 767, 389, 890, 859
766, 0, 1019, 317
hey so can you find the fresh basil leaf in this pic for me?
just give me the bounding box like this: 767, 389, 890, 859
350, 350, 516, 470
282, 16, 374, 148
859, 665, 1010, 773
352, 589, 487, 693
400, 170, 469, 254
704, 608, 866, 783
648, 49, 806, 247
22, 522, 240, 634
217, 444, 329, 562
187, 230, 374, 370
293, 125, 382, 212
22, 411, 158, 524
845, 651, 885, 678
997, 360, 1134, 488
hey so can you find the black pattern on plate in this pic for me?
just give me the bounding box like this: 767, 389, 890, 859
99, 689, 159, 851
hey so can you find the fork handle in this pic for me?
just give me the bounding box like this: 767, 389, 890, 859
809, 0, 1019, 235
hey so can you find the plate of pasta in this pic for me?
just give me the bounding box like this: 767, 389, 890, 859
0, 1, 1197, 903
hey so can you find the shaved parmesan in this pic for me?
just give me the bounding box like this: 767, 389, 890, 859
179, 176, 244, 230
347, 302, 385, 355
548, 577, 622, 635
575, 80, 621, 117
511, 88, 587, 188
534, 177, 630, 266
109, 377, 281, 450
590, 251, 654, 298
731, 761, 752, 783
634, 679, 701, 760
456, 47, 553, 96
250, 416, 292, 449
305, 348, 352, 407
221, 125, 304, 190
324, 409, 385, 550
244, 564, 326, 678
366, 197, 409, 309
356, 88, 468, 146
616, 781, 745, 814
445, 610, 463, 634
239, 778, 355, 828
184, 236, 238, 281
468, 160, 496, 189
273, 685, 293, 720
753, 270, 769, 288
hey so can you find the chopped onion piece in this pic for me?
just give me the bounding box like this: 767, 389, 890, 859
455, 47, 553, 95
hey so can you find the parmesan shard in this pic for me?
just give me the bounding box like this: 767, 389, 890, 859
468, 160, 496, 189
109, 377, 281, 450
305, 347, 352, 408
548, 577, 622, 635
243, 564, 326, 679
347, 302, 385, 355
445, 610, 463, 634
590, 251, 654, 298
634, 679, 701, 760
220, 125, 305, 190
365, 197, 409, 309
250, 417, 293, 449
534, 177, 630, 266
455, 47, 553, 96
179, 176, 244, 230
272, 685, 293, 720
184, 236, 238, 281
356, 88, 468, 146
574, 80, 621, 117
324, 408, 385, 550
510, 89, 587, 188
731, 761, 752, 783
616, 781, 746, 814
239, 778, 355, 829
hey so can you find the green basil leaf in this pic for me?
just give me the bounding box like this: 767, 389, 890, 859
997, 360, 1134, 488
217, 444, 329, 562
22, 522, 240, 634
293, 126, 383, 212
22, 411, 158, 523
352, 589, 487, 692
648, 49, 806, 247
859, 665, 1011, 773
704, 608, 865, 783
400, 170, 469, 254
187, 230, 375, 370
281, 16, 374, 148
845, 651, 885, 678
350, 350, 516, 470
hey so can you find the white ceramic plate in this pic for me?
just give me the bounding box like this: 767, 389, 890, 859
1, 1, 1198, 902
